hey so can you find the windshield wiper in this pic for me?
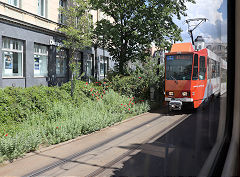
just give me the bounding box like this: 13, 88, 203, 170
171, 75, 177, 81
170, 75, 178, 84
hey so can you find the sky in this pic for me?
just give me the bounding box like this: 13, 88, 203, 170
176, 0, 227, 43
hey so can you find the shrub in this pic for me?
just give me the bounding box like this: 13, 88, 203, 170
0, 84, 150, 162
108, 58, 165, 101
0, 86, 71, 124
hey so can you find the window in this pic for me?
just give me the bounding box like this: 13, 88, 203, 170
59, 0, 67, 23
56, 49, 67, 77
192, 54, 198, 80
206, 45, 212, 50
86, 54, 93, 77
100, 56, 107, 76
8, 0, 20, 7
2, 37, 23, 77
38, 0, 47, 17
34, 44, 48, 77
166, 54, 193, 80
212, 60, 216, 78
218, 45, 222, 51
199, 56, 206, 80
216, 61, 220, 77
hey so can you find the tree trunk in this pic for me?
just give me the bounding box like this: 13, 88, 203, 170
94, 45, 98, 80
70, 49, 75, 97
119, 60, 124, 75
71, 74, 74, 97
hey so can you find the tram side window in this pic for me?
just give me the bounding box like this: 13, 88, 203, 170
207, 57, 211, 79
192, 54, 198, 80
199, 56, 206, 80
217, 62, 220, 77
216, 62, 219, 77
212, 60, 216, 78
212, 60, 215, 78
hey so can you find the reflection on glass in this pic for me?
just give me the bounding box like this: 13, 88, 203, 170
56, 49, 67, 77
34, 44, 48, 77
166, 54, 193, 80
2, 37, 23, 77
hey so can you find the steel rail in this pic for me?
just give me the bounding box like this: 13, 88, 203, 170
24, 113, 165, 177
86, 114, 190, 177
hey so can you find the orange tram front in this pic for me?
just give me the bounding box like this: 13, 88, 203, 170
165, 42, 221, 111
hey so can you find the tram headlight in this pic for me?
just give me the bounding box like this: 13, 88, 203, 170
168, 92, 174, 96
182, 92, 188, 96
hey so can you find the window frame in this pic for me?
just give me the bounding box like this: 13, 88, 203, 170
8, 0, 20, 7
38, 0, 47, 17
86, 53, 94, 77
199, 1, 237, 176
34, 43, 48, 77
199, 56, 206, 80
99, 55, 107, 77
192, 54, 199, 80
59, 0, 67, 24
2, 37, 24, 78
56, 48, 67, 78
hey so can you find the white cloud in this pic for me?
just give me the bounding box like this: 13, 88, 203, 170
185, 0, 223, 25
198, 32, 222, 43
176, 0, 227, 43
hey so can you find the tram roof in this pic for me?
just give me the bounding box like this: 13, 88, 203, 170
170, 43, 194, 53
168, 43, 226, 66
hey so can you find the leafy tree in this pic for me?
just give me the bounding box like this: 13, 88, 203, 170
90, 0, 195, 74
108, 57, 165, 100
59, 0, 93, 96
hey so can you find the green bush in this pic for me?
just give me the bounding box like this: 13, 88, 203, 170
0, 86, 71, 124
0, 82, 150, 162
108, 58, 165, 101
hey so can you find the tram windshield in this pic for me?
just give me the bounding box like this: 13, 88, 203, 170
166, 54, 193, 80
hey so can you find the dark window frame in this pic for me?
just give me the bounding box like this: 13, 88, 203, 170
192, 54, 199, 80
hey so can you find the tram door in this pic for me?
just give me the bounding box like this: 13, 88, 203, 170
192, 54, 206, 108
192, 54, 199, 108
198, 55, 207, 104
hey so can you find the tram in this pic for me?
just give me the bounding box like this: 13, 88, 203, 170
164, 36, 227, 111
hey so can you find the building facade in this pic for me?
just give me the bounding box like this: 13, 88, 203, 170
0, 0, 113, 88
206, 43, 227, 61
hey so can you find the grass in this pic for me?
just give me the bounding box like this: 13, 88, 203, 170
0, 82, 150, 162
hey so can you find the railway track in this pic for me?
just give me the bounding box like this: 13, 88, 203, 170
23, 113, 190, 177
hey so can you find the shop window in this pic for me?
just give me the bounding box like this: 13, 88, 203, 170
2, 37, 23, 77
56, 49, 67, 77
100, 56, 107, 76
86, 54, 93, 77
38, 0, 47, 17
34, 44, 48, 77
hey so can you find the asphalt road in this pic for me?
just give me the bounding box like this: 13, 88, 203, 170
0, 94, 226, 176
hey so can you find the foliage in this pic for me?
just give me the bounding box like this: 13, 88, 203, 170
108, 57, 165, 101
0, 83, 149, 162
58, 0, 93, 96
90, 0, 195, 74
0, 86, 70, 124
59, 0, 93, 51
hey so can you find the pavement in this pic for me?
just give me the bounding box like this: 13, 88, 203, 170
0, 108, 189, 176
0, 94, 225, 176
